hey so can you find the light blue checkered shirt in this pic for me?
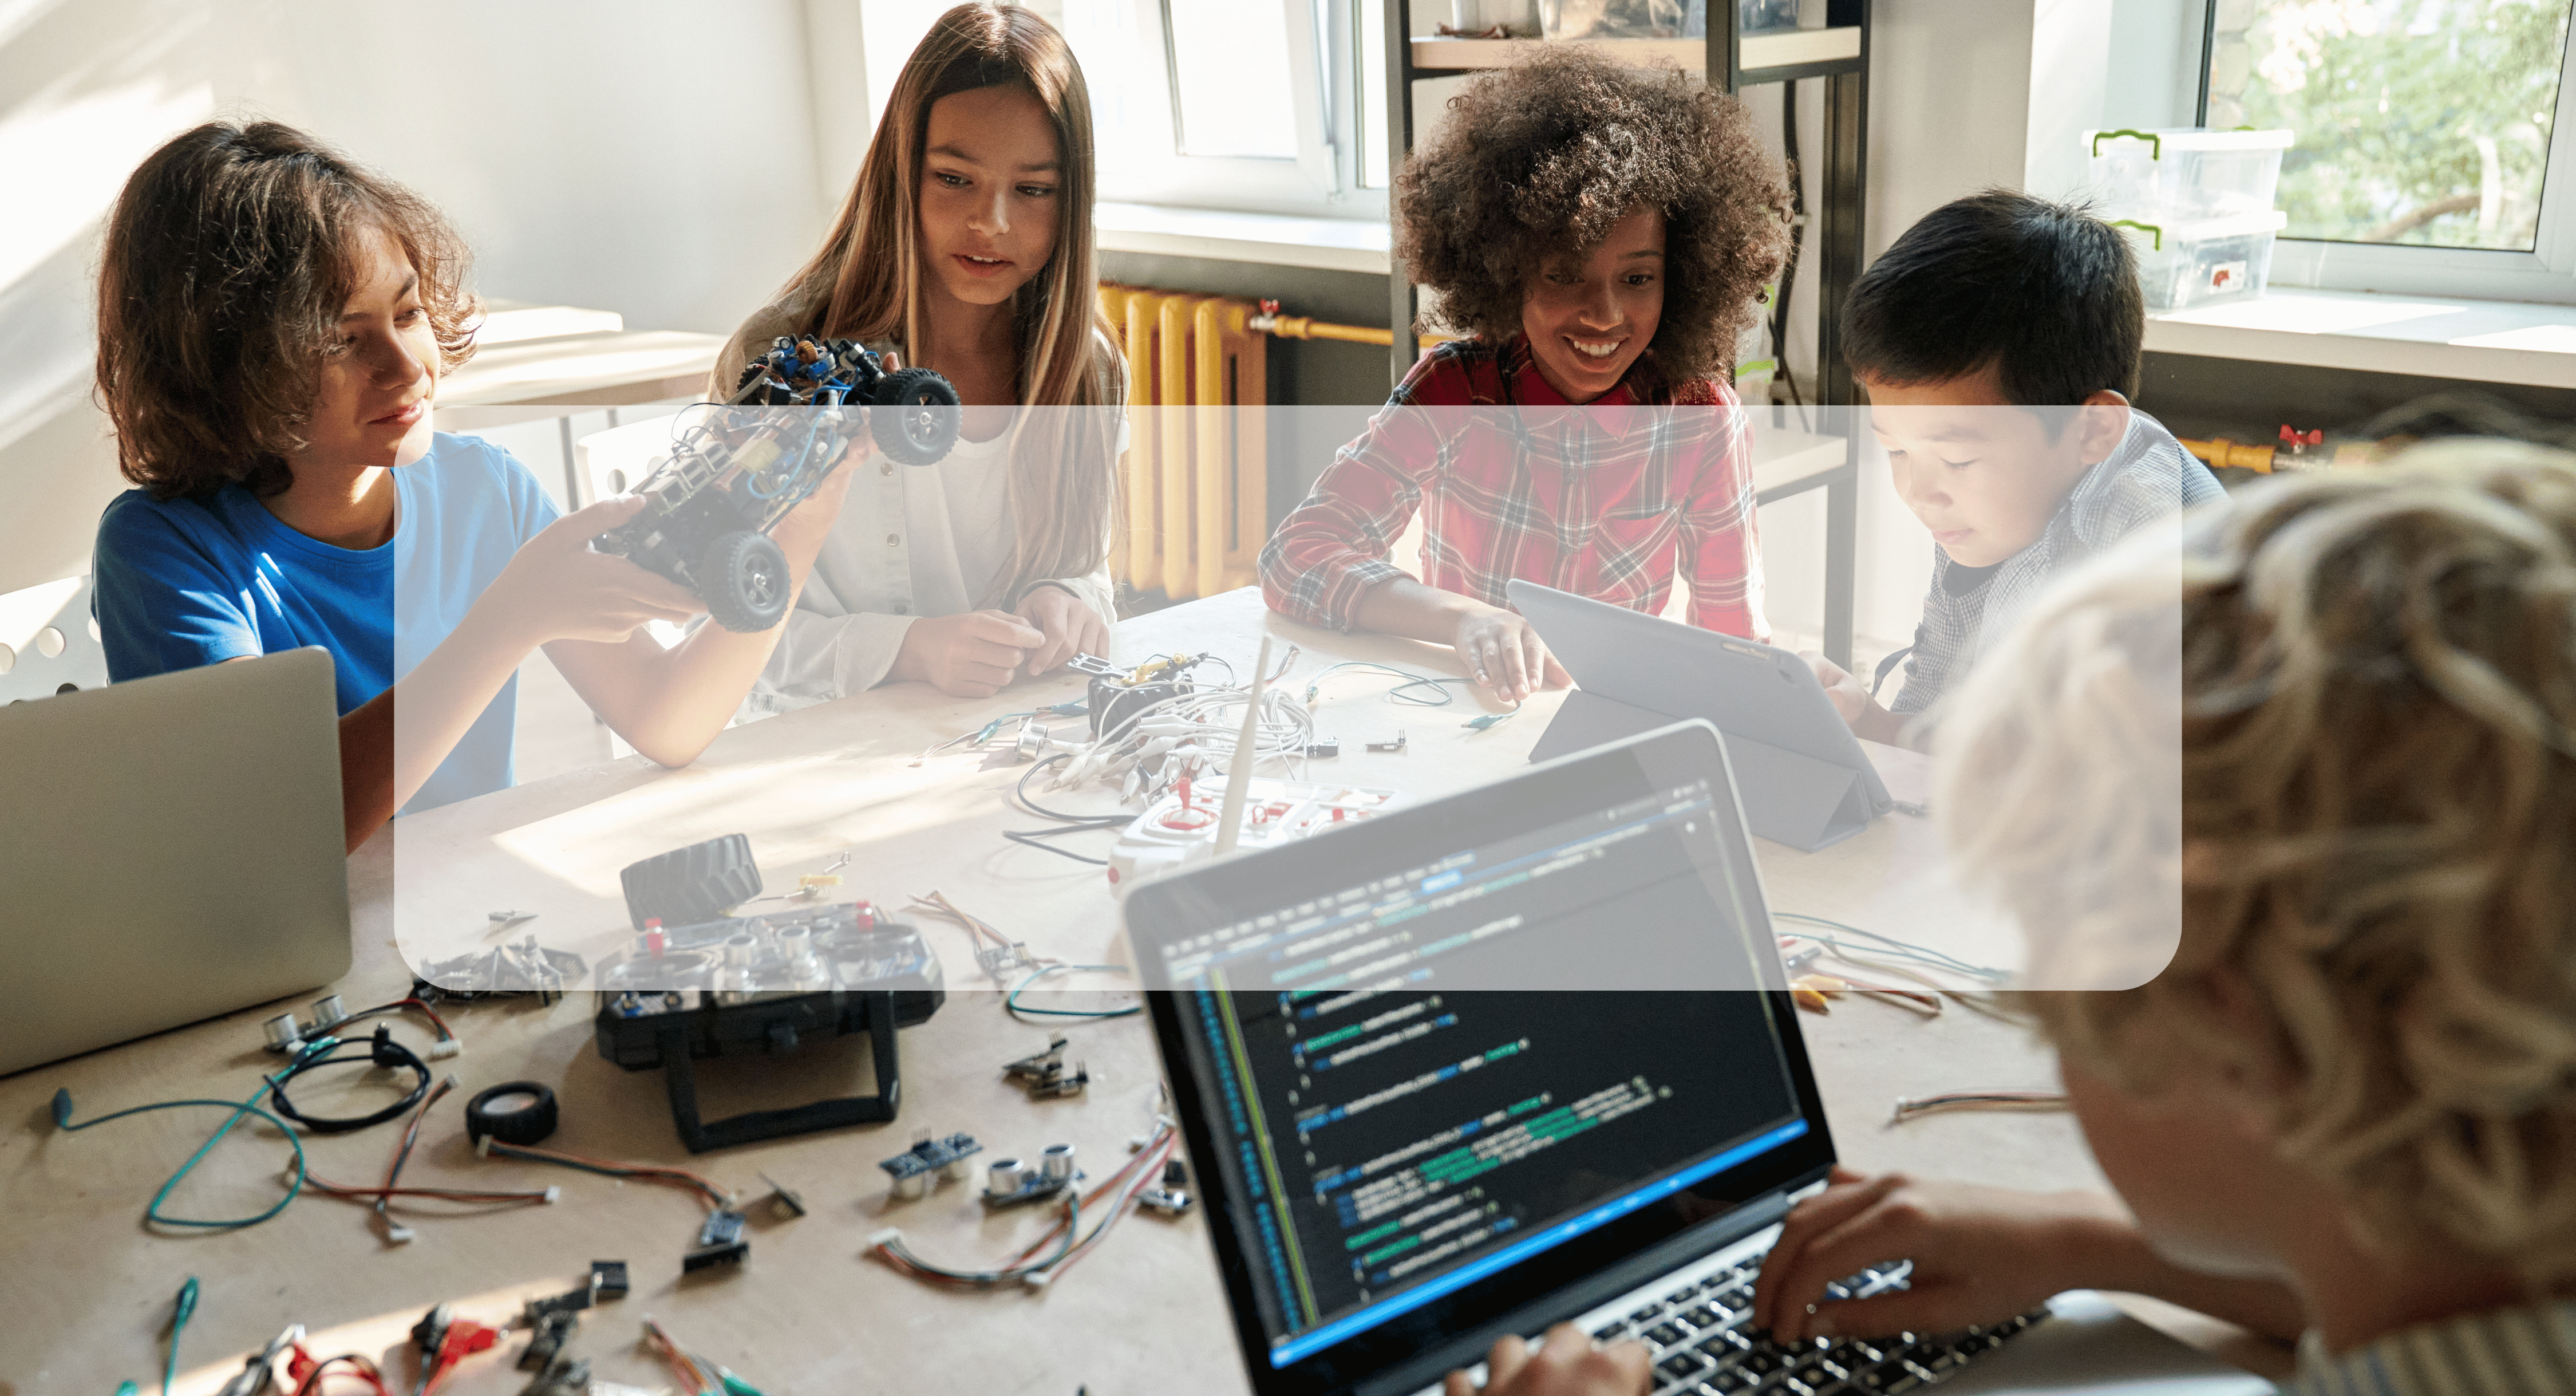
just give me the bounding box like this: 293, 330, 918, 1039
1891, 412, 2221, 719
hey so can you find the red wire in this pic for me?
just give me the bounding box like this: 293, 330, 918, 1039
485, 1140, 730, 1206
292, 1351, 392, 1396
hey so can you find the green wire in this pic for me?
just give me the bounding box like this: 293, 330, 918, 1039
51, 1042, 322, 1232
161, 1277, 197, 1395
1006, 963, 1141, 1019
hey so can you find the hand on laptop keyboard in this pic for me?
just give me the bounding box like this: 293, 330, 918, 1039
1751, 1166, 2120, 1344
1444, 1322, 1653, 1396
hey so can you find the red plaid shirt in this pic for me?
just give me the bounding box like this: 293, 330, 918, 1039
1259, 336, 1767, 640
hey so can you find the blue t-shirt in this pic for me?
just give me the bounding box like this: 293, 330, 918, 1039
92, 433, 562, 813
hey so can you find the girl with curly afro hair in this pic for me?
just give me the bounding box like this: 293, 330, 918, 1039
1260, 49, 1790, 698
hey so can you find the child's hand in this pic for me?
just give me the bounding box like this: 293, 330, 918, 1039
1013, 585, 1109, 677
768, 437, 862, 561
1442, 1324, 1650, 1396
1455, 608, 1573, 703
1801, 652, 1906, 746
1752, 1167, 2117, 1343
490, 496, 706, 646
890, 609, 1045, 697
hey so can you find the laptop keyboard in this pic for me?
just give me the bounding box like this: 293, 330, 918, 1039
1585, 1256, 2046, 1396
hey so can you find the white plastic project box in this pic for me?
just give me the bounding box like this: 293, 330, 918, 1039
2116, 210, 2289, 312
2085, 127, 2294, 222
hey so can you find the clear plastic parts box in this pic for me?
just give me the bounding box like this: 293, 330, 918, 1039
2115, 210, 2289, 311
2086, 128, 2294, 222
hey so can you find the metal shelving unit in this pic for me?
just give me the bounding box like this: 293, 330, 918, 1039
1380, 0, 1871, 665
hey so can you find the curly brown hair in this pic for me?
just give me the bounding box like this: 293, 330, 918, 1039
1394, 49, 1791, 385
94, 121, 479, 500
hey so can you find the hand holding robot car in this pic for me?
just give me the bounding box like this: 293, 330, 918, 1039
590, 337, 963, 632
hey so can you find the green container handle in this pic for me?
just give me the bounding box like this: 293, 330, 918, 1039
2091, 128, 2163, 159
2107, 219, 2164, 250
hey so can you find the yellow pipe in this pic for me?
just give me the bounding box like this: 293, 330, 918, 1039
1253, 311, 1461, 349
2181, 436, 2277, 472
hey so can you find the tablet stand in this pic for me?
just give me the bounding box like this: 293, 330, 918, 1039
1528, 692, 1875, 853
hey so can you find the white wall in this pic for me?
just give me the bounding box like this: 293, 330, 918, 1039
0, 0, 846, 599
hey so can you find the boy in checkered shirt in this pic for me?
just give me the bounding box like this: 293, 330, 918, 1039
1805, 191, 2222, 747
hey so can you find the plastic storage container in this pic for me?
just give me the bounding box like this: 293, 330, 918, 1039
2085, 128, 2294, 222
2117, 210, 2288, 312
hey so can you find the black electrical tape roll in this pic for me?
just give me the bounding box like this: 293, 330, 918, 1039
465, 1082, 559, 1147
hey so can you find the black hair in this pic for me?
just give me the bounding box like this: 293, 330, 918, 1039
1840, 190, 2144, 407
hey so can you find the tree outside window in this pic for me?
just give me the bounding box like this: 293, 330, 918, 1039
2208, 0, 2574, 250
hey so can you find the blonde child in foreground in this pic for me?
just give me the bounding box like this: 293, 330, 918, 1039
1445, 440, 2576, 1395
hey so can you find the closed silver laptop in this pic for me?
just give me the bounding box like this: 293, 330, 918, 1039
0, 646, 350, 1076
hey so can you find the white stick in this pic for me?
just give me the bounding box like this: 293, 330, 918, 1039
1214, 635, 1274, 857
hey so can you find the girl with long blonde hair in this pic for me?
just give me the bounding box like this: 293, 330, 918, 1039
713, 2, 1122, 703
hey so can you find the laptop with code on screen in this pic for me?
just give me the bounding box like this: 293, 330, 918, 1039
1126, 721, 2271, 1396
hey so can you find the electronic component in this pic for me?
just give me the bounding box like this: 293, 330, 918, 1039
619, 833, 764, 932
212, 1324, 302, 1396
982, 1143, 1081, 1208
1107, 775, 1400, 896
524, 1282, 592, 1322
517, 1308, 579, 1372
1002, 1036, 1089, 1099
682, 1209, 750, 1272
1305, 738, 1340, 758
973, 939, 1042, 985
1073, 649, 1212, 747
1014, 716, 1052, 762
1138, 1186, 1194, 1217
256, 994, 347, 1052
517, 1355, 590, 1396
758, 1172, 806, 1219
880, 1131, 983, 1200
590, 901, 945, 1153
465, 1082, 560, 1147
590, 1260, 630, 1300
1366, 731, 1408, 752
414, 936, 588, 1004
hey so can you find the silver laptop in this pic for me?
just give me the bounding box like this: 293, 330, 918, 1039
1127, 721, 2267, 1396
1510, 580, 1891, 853
0, 647, 350, 1076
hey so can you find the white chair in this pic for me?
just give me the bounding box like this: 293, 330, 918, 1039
0, 574, 110, 705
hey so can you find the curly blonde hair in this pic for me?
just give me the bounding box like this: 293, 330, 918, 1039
1937, 440, 2576, 1282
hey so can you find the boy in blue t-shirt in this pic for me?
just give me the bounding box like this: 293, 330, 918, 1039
1804, 191, 2222, 747
90, 121, 851, 850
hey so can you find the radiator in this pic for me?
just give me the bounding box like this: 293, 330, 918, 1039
1100, 286, 1267, 601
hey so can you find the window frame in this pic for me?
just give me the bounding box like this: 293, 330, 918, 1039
2204, 0, 2576, 305
1076, 0, 1388, 221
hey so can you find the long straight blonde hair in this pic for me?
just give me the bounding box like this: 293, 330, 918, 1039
767, 2, 1120, 604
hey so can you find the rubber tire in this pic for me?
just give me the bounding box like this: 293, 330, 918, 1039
871, 367, 962, 466
701, 530, 791, 633
618, 833, 762, 932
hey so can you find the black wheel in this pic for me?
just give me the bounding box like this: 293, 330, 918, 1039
617, 832, 763, 931
700, 530, 791, 633
871, 368, 962, 466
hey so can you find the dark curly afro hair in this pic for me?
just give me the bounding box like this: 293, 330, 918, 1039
1396, 49, 1791, 386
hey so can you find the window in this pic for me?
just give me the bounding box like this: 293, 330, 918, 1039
2205, 0, 2576, 299
1062, 0, 1389, 218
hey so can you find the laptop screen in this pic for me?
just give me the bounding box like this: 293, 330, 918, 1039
1131, 722, 1836, 1391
